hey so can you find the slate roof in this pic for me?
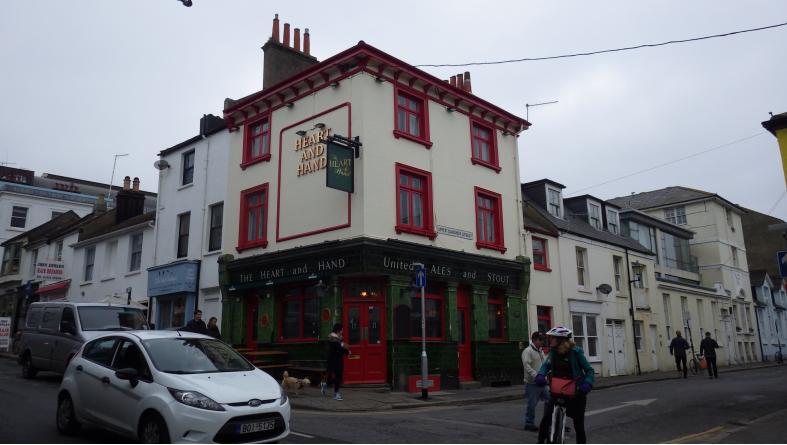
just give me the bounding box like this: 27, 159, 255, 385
80, 210, 155, 242
608, 186, 746, 214
522, 191, 653, 254
750, 270, 769, 287
1, 211, 81, 247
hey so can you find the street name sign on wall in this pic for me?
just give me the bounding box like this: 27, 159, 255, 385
0, 317, 10, 351
326, 141, 354, 193
436, 225, 473, 240
35, 260, 65, 281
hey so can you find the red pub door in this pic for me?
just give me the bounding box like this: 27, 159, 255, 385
247, 298, 259, 350
343, 303, 386, 384
457, 286, 473, 382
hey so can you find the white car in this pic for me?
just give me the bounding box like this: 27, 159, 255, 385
56, 330, 290, 444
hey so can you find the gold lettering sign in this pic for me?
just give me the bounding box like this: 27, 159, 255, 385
295, 128, 331, 177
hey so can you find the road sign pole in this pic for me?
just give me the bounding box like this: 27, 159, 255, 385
413, 263, 428, 400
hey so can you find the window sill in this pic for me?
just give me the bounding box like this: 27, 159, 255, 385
80, 281, 93, 287
393, 130, 433, 149
471, 158, 502, 173
203, 250, 222, 257
588, 359, 603, 364
236, 239, 268, 253
396, 225, 437, 240
178, 182, 194, 191
534, 264, 552, 272
6, 227, 25, 232
125, 270, 142, 277
100, 276, 115, 282
577, 288, 593, 294
476, 241, 507, 254
240, 154, 272, 170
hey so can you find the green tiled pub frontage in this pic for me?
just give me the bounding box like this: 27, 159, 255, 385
218, 237, 531, 391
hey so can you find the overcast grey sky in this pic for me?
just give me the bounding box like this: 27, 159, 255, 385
2, 1, 786, 219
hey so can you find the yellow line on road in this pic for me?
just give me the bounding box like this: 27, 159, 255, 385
661, 426, 724, 444
293, 406, 458, 416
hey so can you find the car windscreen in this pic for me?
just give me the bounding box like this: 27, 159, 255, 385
77, 306, 149, 331
141, 338, 254, 374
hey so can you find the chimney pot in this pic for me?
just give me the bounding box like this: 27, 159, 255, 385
283, 23, 290, 47
304, 28, 310, 54
132, 177, 140, 192
294, 28, 301, 51
457, 73, 464, 91
98, 194, 105, 204
450, 76, 457, 88
464, 71, 472, 94
123, 176, 131, 190
272, 14, 280, 42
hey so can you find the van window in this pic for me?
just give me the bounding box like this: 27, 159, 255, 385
40, 307, 62, 330
78, 306, 148, 331
83, 338, 118, 367
61, 307, 76, 332
26, 307, 43, 328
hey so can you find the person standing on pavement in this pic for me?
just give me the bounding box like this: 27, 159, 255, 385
322, 323, 350, 401
522, 331, 550, 432
206, 317, 221, 340
185, 310, 208, 335
669, 330, 690, 379
700, 332, 720, 379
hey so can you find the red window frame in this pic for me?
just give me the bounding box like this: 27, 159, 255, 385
532, 237, 551, 272
240, 114, 272, 170
487, 291, 505, 341
536, 306, 552, 353
410, 286, 445, 341
236, 183, 268, 253
393, 87, 432, 148
474, 187, 506, 253
470, 119, 501, 173
277, 283, 319, 343
395, 163, 436, 240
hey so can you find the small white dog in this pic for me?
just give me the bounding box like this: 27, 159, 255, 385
281, 371, 311, 395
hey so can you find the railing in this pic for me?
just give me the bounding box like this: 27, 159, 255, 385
662, 255, 699, 273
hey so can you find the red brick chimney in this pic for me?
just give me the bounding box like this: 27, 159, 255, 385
262, 15, 319, 89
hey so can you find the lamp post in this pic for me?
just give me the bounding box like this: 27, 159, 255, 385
626, 258, 645, 375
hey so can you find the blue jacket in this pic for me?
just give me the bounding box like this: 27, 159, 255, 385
538, 345, 595, 389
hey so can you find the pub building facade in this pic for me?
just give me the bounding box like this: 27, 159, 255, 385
217, 17, 532, 390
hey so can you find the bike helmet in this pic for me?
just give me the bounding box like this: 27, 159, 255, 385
546, 326, 573, 338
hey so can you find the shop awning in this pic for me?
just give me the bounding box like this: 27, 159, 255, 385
35, 280, 71, 294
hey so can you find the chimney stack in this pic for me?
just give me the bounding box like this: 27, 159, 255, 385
283, 23, 290, 46
464, 71, 472, 93
115, 176, 145, 225
457, 73, 464, 91
304, 28, 310, 55
294, 28, 301, 51
93, 193, 107, 214
450, 75, 457, 88
262, 15, 319, 89
272, 14, 280, 42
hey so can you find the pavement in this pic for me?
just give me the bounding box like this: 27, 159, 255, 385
2, 349, 780, 413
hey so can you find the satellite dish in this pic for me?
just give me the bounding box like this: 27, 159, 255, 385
596, 284, 613, 295
153, 160, 170, 170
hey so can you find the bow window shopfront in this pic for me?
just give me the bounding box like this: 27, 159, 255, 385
219, 237, 530, 390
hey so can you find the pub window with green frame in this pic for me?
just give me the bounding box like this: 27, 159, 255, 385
279, 284, 318, 341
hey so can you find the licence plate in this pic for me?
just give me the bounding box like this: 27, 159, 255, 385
237, 420, 276, 434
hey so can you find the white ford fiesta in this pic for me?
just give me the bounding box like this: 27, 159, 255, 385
56, 330, 290, 444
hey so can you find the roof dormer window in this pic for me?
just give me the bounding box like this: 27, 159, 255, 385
548, 188, 561, 217
607, 209, 619, 235
589, 203, 601, 229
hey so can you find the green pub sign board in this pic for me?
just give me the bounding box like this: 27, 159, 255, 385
326, 141, 354, 193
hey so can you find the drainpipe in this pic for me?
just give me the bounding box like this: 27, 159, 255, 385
624, 248, 642, 375
199, 115, 211, 311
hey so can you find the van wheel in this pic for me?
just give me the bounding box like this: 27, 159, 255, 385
22, 354, 37, 379
56, 394, 81, 435
140, 412, 170, 444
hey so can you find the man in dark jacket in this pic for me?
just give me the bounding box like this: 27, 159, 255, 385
669, 330, 691, 379
700, 332, 720, 379
185, 310, 208, 335
321, 323, 350, 401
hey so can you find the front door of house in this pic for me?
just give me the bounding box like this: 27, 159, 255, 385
606, 320, 627, 376
247, 298, 259, 350
649, 325, 659, 371
343, 303, 386, 384
457, 286, 472, 382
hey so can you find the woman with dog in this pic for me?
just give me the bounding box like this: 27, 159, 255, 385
534, 326, 595, 444
322, 323, 350, 401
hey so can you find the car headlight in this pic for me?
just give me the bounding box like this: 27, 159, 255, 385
168, 388, 226, 411
280, 385, 288, 406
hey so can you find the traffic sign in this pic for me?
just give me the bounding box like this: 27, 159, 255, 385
415, 268, 426, 287
779, 252, 787, 278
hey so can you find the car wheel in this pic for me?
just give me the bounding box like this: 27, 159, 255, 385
22, 354, 37, 379
56, 394, 81, 435
140, 412, 170, 444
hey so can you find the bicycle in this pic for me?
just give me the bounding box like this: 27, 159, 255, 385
688, 353, 704, 376
11, 331, 21, 355
546, 374, 579, 444
775, 350, 783, 364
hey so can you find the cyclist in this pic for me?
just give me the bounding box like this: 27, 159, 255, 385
534, 326, 594, 444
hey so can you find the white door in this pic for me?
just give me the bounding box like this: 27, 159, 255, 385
650, 325, 659, 371
721, 316, 735, 365
613, 321, 628, 375
606, 322, 616, 376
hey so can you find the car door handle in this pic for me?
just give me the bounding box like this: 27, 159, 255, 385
101, 376, 110, 384
76, 365, 83, 372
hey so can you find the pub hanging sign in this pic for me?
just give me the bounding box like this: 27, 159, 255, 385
326, 141, 354, 193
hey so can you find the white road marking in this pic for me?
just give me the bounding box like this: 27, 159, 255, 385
290, 431, 315, 438
585, 398, 657, 416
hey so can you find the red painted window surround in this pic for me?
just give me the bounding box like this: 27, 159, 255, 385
474, 187, 506, 253
469, 119, 501, 173
537, 306, 552, 353
240, 114, 272, 170
236, 183, 269, 253
395, 163, 436, 240
532, 236, 551, 272
393, 86, 433, 149
277, 283, 319, 343
411, 287, 445, 341
488, 291, 505, 341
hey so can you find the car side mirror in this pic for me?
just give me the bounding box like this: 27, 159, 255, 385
115, 368, 139, 388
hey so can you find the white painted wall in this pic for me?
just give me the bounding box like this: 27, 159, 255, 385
0, 186, 93, 245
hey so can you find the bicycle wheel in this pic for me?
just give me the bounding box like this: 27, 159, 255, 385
689, 359, 699, 375
551, 407, 566, 444
776, 351, 783, 364
12, 338, 20, 355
